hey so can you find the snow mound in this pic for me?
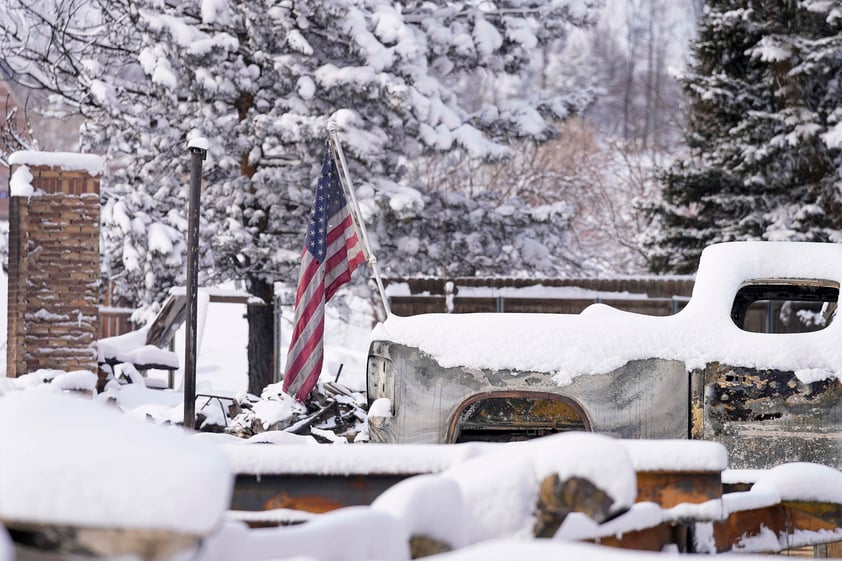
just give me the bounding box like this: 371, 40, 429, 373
752, 462, 842, 504
0, 391, 232, 534
621, 439, 728, 472
372, 432, 636, 546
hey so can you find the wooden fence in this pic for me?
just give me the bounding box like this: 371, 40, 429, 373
383, 276, 696, 317
95, 276, 698, 341
99, 306, 137, 339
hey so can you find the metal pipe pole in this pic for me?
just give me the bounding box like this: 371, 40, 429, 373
184, 139, 207, 430
326, 121, 392, 317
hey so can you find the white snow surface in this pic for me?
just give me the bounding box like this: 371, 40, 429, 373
0, 527, 10, 561
97, 325, 180, 369
395, 538, 786, 561
372, 242, 842, 383
188, 136, 210, 150
371, 433, 637, 546
556, 503, 664, 541
722, 469, 766, 485
8, 166, 34, 197
663, 498, 725, 523
197, 509, 410, 561
752, 462, 842, 503
0, 391, 232, 534
368, 397, 393, 417
218, 440, 488, 476
721, 490, 781, 514
8, 150, 103, 175
620, 440, 728, 473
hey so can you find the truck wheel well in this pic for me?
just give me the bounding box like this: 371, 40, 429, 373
446, 391, 590, 444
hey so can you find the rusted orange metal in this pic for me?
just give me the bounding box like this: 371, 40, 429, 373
712, 502, 842, 553
593, 523, 678, 552
446, 391, 590, 443
263, 492, 344, 514
635, 471, 721, 508
784, 502, 842, 530
231, 474, 417, 513
713, 505, 787, 553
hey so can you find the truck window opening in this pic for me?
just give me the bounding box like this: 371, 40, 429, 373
730, 281, 839, 334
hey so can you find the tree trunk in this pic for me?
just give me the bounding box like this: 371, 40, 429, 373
246, 276, 274, 396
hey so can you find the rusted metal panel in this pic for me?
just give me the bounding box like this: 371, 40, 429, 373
446, 392, 589, 443
144, 292, 256, 348
713, 505, 788, 553
816, 541, 842, 557
711, 501, 842, 553
635, 472, 721, 509
230, 473, 418, 513
689, 369, 705, 440
593, 523, 678, 552
701, 363, 842, 469
367, 342, 689, 444
784, 502, 842, 530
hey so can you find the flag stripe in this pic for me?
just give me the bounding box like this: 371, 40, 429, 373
283, 146, 365, 401
285, 262, 324, 368
285, 318, 325, 399
286, 297, 323, 369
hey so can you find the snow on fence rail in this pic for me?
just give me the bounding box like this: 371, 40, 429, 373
383, 276, 695, 317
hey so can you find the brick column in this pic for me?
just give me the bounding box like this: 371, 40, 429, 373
6, 153, 102, 378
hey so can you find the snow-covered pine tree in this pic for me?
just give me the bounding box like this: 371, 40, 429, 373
370, 188, 579, 278
644, 0, 842, 273
0, 0, 599, 393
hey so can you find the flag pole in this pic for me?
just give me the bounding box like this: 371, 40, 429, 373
327, 121, 392, 317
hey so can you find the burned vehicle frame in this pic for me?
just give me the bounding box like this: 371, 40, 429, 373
366, 242, 842, 470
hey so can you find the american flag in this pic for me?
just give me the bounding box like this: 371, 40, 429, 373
283, 146, 365, 401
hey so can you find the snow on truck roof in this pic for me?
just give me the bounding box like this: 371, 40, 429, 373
370, 241, 842, 385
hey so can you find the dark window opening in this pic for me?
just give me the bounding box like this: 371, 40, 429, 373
731, 281, 839, 333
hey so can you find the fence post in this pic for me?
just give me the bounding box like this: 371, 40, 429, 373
766, 300, 775, 333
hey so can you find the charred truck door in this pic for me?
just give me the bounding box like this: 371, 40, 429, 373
691, 279, 842, 469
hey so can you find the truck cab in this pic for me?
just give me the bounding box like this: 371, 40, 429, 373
366, 241, 842, 469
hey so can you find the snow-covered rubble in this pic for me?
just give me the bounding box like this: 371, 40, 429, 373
752, 462, 842, 504
0, 392, 231, 536
1, 385, 842, 560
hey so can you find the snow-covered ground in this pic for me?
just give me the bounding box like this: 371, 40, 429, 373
2, 390, 842, 561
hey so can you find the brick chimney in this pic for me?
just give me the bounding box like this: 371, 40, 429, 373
6, 152, 103, 378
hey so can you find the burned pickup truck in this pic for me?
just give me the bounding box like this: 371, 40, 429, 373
366, 241, 842, 469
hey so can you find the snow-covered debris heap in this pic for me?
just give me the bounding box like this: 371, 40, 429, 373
200, 432, 638, 560
227, 381, 368, 443
0, 391, 232, 561
208, 432, 842, 557
0, 368, 99, 396
370, 432, 636, 556
97, 324, 180, 375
